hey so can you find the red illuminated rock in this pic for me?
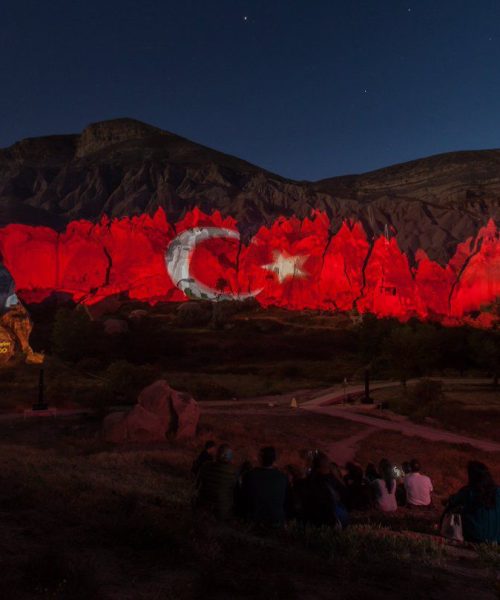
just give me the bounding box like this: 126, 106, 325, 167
102, 411, 128, 443
102, 380, 200, 443
0, 209, 498, 327
125, 405, 166, 443
138, 380, 174, 431
170, 389, 200, 439
0, 119, 498, 327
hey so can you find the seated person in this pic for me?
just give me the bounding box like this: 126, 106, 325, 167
234, 459, 253, 518
371, 459, 398, 512
191, 440, 216, 476
283, 464, 307, 521
196, 444, 236, 520
242, 447, 288, 527
364, 462, 379, 483
404, 459, 433, 507
446, 461, 500, 543
343, 462, 373, 510
303, 452, 349, 528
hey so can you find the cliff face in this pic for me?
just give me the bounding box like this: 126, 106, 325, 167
0, 119, 498, 325
0, 118, 498, 263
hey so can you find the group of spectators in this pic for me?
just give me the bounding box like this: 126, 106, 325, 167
192, 441, 500, 544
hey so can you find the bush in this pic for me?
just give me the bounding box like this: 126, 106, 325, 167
104, 360, 161, 402
51, 308, 104, 362
408, 378, 444, 405
286, 522, 443, 566
188, 378, 235, 401
407, 379, 444, 418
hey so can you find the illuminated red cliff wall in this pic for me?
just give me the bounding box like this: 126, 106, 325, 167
0, 208, 498, 326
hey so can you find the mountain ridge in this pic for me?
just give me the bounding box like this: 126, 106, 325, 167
0, 118, 498, 264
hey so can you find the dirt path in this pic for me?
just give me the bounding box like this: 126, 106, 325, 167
299, 377, 500, 453
325, 426, 378, 465
202, 377, 500, 461
303, 404, 500, 453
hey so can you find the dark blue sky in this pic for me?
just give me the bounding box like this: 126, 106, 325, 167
1, 0, 500, 180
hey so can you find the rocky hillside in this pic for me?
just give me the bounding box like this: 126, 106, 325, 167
0, 118, 498, 263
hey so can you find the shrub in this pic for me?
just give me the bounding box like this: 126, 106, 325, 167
287, 522, 443, 566
104, 360, 161, 402
51, 308, 104, 362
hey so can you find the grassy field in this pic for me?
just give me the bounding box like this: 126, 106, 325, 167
0, 408, 499, 599
371, 382, 500, 442
0, 303, 498, 596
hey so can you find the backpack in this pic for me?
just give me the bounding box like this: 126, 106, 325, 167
441, 512, 464, 542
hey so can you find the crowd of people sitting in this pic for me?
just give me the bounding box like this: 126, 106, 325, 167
192, 441, 500, 544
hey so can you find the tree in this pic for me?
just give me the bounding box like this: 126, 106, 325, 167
51, 308, 103, 362
382, 325, 420, 386
469, 330, 500, 387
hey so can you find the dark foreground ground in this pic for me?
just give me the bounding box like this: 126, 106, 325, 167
0, 407, 499, 600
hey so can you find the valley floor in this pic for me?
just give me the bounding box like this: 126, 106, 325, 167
0, 401, 499, 599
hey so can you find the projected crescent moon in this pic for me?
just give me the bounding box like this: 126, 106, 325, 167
165, 227, 262, 300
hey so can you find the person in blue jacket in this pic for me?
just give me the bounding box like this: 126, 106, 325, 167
447, 461, 500, 543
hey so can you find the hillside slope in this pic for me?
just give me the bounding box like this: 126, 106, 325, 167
1, 118, 498, 264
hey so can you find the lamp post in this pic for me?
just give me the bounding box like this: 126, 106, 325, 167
33, 367, 48, 411
363, 367, 373, 404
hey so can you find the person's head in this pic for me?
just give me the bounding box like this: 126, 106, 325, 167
311, 451, 331, 475
346, 462, 363, 484
259, 446, 277, 468
239, 459, 252, 475
284, 464, 303, 484
216, 444, 233, 464
204, 440, 216, 455
330, 462, 343, 482
409, 459, 421, 473
402, 461, 411, 475
365, 463, 379, 481
379, 458, 395, 492
379, 459, 393, 477
467, 461, 496, 508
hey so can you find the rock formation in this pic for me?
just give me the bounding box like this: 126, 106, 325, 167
0, 118, 498, 326
0, 208, 497, 326
102, 380, 200, 443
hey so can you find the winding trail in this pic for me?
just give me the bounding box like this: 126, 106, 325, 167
325, 426, 378, 465
302, 378, 500, 454
202, 377, 500, 459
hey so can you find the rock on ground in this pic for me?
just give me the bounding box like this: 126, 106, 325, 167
102, 379, 199, 443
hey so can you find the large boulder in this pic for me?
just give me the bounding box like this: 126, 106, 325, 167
125, 405, 166, 442
102, 411, 128, 443
102, 379, 199, 443
103, 318, 129, 335
138, 380, 175, 431
170, 389, 200, 439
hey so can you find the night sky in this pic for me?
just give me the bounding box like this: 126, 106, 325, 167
1, 0, 500, 180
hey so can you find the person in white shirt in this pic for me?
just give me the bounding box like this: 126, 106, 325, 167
404, 459, 433, 507
372, 459, 398, 512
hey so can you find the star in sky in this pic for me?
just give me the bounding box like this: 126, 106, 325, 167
263, 251, 308, 283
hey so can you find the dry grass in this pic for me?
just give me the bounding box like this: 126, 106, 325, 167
199, 409, 365, 468
0, 411, 498, 599
355, 429, 500, 501
371, 383, 500, 442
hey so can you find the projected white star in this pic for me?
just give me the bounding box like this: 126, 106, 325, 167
263, 251, 308, 283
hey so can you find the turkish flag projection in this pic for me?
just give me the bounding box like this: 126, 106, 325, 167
0, 207, 498, 327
